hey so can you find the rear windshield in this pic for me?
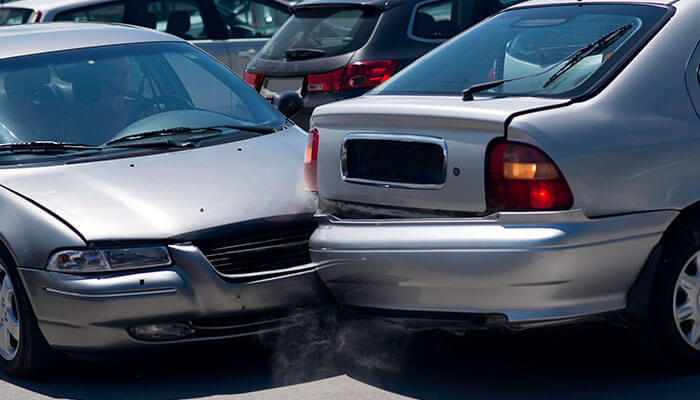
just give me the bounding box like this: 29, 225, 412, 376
258, 6, 380, 61
374, 4, 668, 98
0, 8, 33, 26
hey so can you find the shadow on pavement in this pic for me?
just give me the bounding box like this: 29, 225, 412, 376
2, 319, 700, 399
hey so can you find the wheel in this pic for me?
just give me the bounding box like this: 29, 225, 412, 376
647, 219, 700, 365
0, 257, 61, 378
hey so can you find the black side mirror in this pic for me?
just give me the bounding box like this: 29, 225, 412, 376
272, 90, 303, 118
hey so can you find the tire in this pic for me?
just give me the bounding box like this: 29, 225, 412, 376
0, 256, 61, 378
646, 219, 700, 365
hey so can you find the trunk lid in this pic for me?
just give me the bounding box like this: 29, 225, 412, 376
311, 95, 570, 213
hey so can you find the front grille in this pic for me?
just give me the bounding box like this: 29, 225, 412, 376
194, 221, 316, 278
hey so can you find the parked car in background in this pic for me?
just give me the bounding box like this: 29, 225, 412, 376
244, 0, 524, 129
0, 22, 321, 378
0, 0, 292, 76
308, 0, 700, 362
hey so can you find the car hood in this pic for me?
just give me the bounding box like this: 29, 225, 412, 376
0, 130, 315, 242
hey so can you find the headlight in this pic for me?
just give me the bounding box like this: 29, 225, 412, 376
47, 246, 171, 274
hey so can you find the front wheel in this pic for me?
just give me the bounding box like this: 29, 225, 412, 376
0, 258, 61, 378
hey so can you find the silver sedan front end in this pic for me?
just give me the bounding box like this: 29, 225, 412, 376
19, 242, 328, 351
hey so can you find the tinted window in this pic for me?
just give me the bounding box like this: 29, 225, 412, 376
0, 8, 34, 25
0, 42, 284, 162
376, 4, 668, 98
215, 0, 290, 38
147, 0, 207, 39
411, 0, 523, 40
55, 2, 126, 23
258, 7, 380, 61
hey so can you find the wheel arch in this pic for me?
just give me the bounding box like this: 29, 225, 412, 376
626, 202, 700, 324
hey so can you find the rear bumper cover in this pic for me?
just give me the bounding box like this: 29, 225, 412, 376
19, 244, 330, 351
310, 210, 676, 326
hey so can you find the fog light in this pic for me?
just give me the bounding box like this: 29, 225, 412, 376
128, 323, 194, 341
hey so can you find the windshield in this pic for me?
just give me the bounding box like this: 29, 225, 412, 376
0, 42, 285, 162
258, 6, 380, 61
373, 4, 668, 98
0, 8, 33, 26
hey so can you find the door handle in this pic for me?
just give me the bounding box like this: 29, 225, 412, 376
238, 49, 257, 59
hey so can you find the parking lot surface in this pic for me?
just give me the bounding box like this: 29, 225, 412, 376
0, 315, 699, 399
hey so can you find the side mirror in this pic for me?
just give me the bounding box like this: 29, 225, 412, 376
272, 90, 303, 119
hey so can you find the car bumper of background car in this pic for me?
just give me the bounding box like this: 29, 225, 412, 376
18, 244, 330, 351
310, 209, 677, 328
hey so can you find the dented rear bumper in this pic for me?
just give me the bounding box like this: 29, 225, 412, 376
310, 209, 676, 326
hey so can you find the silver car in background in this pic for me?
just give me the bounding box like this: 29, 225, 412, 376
0, 0, 292, 76
0, 23, 322, 377
309, 0, 700, 362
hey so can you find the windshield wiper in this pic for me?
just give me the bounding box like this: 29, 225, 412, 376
105, 125, 275, 147
284, 48, 326, 61
0, 141, 103, 153
462, 24, 633, 101
542, 24, 632, 88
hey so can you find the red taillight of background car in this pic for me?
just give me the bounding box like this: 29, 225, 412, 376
29, 10, 42, 23
486, 141, 573, 211
307, 60, 399, 93
243, 71, 263, 91
304, 129, 320, 191
307, 69, 345, 92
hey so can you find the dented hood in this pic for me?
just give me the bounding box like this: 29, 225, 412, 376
0, 131, 315, 241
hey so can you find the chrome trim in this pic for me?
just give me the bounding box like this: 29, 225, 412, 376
44, 287, 177, 299
210, 262, 316, 280
340, 133, 447, 190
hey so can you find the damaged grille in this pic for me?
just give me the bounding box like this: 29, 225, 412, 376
194, 221, 316, 279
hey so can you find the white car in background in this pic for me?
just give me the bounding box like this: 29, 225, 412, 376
0, 0, 292, 77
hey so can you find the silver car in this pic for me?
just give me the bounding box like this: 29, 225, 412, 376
0, 0, 293, 77
309, 0, 700, 361
0, 22, 321, 377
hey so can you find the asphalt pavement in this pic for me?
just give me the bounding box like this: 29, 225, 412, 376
1, 315, 699, 399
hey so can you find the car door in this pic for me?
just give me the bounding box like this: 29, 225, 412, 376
53, 2, 127, 24
53, 1, 235, 73
124, 0, 238, 73
212, 0, 292, 77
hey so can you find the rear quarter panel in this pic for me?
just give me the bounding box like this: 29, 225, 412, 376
508, 1, 700, 217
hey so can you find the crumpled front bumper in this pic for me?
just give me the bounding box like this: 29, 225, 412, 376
18, 244, 330, 351
310, 210, 677, 326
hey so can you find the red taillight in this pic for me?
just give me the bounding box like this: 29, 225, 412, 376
486, 141, 573, 211
243, 71, 263, 91
304, 129, 319, 191
306, 60, 399, 93
30, 10, 42, 23
307, 68, 345, 93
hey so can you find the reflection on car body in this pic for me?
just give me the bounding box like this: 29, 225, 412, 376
0, 22, 325, 378
308, 0, 700, 363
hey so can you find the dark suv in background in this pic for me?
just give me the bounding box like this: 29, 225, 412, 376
244, 0, 523, 129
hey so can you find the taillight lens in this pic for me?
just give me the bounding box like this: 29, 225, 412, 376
486, 141, 573, 211
29, 10, 42, 23
243, 71, 263, 91
304, 129, 319, 191
307, 60, 399, 93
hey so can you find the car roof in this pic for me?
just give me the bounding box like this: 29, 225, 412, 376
0, 22, 182, 60
510, 0, 677, 8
